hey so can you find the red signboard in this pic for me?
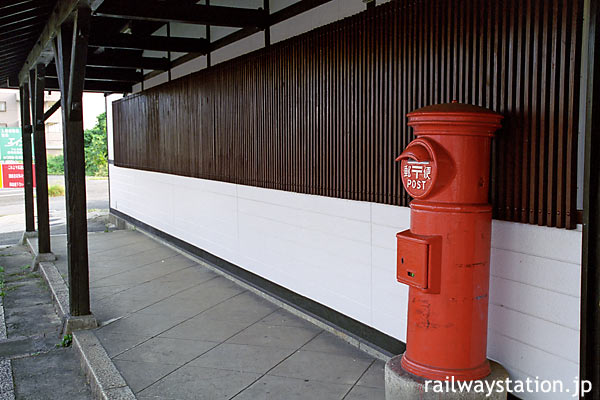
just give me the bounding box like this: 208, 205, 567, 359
1, 164, 36, 188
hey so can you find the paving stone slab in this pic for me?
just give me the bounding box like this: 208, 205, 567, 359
152, 265, 218, 284
302, 331, 374, 360
96, 313, 187, 337
226, 323, 321, 350
356, 359, 385, 388
113, 360, 180, 393
139, 365, 261, 400
344, 385, 386, 400
95, 332, 149, 358
198, 291, 278, 324
173, 276, 246, 302
136, 296, 221, 318
231, 374, 352, 400
159, 315, 252, 342
259, 309, 313, 328
268, 350, 374, 385
114, 337, 217, 365
188, 342, 295, 374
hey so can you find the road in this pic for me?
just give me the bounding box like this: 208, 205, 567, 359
0, 175, 110, 245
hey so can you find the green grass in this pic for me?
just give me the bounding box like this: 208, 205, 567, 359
0, 266, 4, 297
48, 184, 65, 197
57, 334, 73, 348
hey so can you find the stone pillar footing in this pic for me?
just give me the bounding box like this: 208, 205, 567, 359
385, 354, 509, 400
32, 252, 56, 271
19, 230, 37, 245
64, 314, 98, 335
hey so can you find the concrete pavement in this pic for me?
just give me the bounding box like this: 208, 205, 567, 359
33, 229, 386, 399
0, 244, 93, 400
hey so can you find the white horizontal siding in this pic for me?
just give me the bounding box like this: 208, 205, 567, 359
109, 165, 582, 400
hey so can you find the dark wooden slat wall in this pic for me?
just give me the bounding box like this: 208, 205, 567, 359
113, 0, 583, 229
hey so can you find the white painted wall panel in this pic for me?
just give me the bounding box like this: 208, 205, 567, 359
211, 32, 264, 65
109, 165, 582, 400
270, 0, 366, 44
488, 333, 579, 400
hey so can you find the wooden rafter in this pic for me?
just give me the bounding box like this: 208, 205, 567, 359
46, 64, 141, 82
17, 0, 105, 84
94, 1, 267, 28
88, 34, 209, 54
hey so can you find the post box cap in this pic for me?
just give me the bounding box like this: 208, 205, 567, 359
407, 101, 502, 119
407, 100, 502, 119
407, 101, 503, 135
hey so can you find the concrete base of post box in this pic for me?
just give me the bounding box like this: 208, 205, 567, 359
385, 354, 509, 400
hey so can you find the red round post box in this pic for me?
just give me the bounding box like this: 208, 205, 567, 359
395, 102, 502, 381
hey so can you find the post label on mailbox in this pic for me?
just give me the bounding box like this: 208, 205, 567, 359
401, 160, 436, 198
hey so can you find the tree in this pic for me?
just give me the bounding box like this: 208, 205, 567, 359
83, 112, 107, 176
46, 112, 108, 176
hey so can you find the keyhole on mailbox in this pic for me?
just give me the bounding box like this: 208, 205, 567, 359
401, 257, 404, 264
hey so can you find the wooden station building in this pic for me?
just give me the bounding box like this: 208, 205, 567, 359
1, 0, 599, 398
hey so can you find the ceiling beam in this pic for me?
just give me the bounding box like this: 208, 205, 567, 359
94, 1, 267, 28
86, 54, 169, 70
89, 34, 209, 54
17, 0, 107, 84
44, 77, 131, 93
18, 0, 80, 84
46, 64, 142, 82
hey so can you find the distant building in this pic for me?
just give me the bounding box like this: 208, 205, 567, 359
0, 89, 63, 157
0, 89, 106, 158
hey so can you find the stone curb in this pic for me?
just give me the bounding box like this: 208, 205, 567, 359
73, 331, 136, 400
0, 294, 6, 341
0, 359, 15, 400
26, 238, 98, 334
24, 237, 132, 399
37, 261, 69, 320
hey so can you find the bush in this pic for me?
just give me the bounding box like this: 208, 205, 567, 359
44, 112, 108, 177
84, 112, 108, 177
47, 154, 64, 175
48, 184, 65, 197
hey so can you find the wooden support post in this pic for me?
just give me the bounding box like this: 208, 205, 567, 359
581, 0, 600, 394
53, 5, 92, 317
29, 64, 51, 254
19, 83, 35, 233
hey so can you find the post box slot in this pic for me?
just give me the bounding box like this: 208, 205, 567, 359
396, 230, 431, 289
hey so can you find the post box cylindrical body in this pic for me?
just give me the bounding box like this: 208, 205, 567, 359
395, 102, 502, 381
